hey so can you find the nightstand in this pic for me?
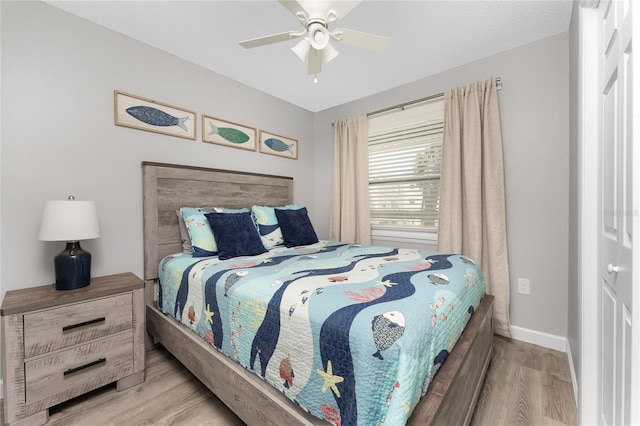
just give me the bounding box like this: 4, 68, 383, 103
1, 273, 145, 426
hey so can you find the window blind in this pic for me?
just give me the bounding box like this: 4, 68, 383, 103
368, 118, 443, 228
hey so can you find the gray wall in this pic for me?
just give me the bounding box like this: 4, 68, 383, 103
314, 33, 570, 338
1, 1, 315, 297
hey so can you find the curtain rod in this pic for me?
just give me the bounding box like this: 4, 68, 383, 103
367, 92, 444, 117
367, 76, 502, 118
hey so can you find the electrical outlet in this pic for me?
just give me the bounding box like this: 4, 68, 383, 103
517, 278, 530, 295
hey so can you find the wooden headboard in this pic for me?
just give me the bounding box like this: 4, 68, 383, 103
142, 162, 293, 285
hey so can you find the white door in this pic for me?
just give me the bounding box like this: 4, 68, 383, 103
597, 0, 637, 424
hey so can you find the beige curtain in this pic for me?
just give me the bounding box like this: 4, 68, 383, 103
437, 78, 511, 337
330, 115, 372, 244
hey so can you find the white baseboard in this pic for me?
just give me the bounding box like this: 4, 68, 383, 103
510, 325, 567, 352
565, 340, 579, 409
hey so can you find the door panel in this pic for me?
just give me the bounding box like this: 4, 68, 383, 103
598, 1, 634, 425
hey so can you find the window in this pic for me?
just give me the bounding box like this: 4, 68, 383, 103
368, 97, 444, 231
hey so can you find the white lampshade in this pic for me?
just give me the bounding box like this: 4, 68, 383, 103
291, 39, 310, 62
39, 196, 100, 242
322, 42, 339, 65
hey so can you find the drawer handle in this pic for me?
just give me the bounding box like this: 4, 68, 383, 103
63, 358, 106, 376
62, 317, 106, 332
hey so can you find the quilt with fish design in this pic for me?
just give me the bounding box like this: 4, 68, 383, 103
157, 241, 486, 426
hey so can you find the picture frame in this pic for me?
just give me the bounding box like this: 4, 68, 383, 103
259, 130, 298, 160
114, 91, 196, 140
202, 115, 257, 151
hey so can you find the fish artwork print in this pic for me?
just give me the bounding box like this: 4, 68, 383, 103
126, 106, 189, 131
208, 122, 250, 144
264, 138, 294, 154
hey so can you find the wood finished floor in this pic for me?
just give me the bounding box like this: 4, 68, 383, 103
7, 335, 576, 426
470, 336, 577, 426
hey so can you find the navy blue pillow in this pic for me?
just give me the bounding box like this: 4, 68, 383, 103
205, 211, 266, 260
274, 207, 319, 247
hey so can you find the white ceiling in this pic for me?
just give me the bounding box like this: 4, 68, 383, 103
45, 0, 574, 113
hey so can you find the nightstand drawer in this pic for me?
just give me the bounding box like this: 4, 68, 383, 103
24, 293, 133, 358
24, 331, 134, 404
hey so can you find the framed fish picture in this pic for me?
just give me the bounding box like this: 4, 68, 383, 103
202, 115, 257, 151
114, 91, 196, 140
259, 130, 298, 160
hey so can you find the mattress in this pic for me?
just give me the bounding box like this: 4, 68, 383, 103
158, 241, 486, 425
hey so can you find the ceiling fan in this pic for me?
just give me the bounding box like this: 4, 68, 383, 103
239, 0, 391, 77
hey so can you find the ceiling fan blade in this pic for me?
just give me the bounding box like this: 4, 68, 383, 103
332, 28, 391, 51
307, 48, 323, 75
239, 31, 302, 49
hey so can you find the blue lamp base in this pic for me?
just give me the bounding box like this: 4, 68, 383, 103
54, 241, 92, 290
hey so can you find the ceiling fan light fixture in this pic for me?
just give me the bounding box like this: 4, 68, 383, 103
291, 38, 310, 62
322, 42, 339, 64
307, 22, 329, 50
240, 0, 389, 78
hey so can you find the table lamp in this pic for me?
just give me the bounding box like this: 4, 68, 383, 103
38, 195, 101, 290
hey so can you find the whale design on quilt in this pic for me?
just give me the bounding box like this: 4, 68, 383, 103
248, 243, 359, 374
249, 246, 406, 403
262, 248, 422, 398
202, 252, 301, 350
318, 253, 454, 425
248, 244, 349, 375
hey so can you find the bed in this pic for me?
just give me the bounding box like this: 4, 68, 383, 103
142, 161, 494, 425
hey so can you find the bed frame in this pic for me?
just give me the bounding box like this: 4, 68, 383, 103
142, 161, 494, 425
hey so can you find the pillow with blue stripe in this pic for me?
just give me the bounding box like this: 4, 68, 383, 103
251, 204, 300, 249
181, 207, 249, 257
